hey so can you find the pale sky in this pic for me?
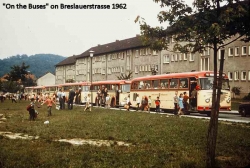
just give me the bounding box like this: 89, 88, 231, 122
0, 0, 193, 59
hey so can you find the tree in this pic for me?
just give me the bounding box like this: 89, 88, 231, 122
116, 71, 133, 80
136, 0, 249, 167
5, 62, 30, 85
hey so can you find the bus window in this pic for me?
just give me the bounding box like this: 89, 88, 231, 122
139, 81, 144, 89
131, 82, 138, 90
179, 78, 188, 88
170, 79, 178, 88
122, 84, 130, 92
81, 85, 90, 91
160, 79, 168, 89
152, 80, 159, 89
144, 80, 151, 89
200, 78, 213, 90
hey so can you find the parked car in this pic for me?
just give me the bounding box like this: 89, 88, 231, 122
238, 102, 250, 117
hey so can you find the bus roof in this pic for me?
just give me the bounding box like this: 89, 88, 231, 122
58, 82, 90, 87
131, 71, 228, 81
92, 80, 131, 85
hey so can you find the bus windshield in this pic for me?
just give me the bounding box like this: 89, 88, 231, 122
81, 85, 90, 92
199, 77, 230, 90
121, 84, 130, 93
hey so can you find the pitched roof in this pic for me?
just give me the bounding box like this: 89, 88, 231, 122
55, 55, 77, 66
77, 36, 146, 59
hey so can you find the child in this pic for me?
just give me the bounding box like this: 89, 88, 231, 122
28, 98, 40, 121
178, 93, 184, 115
105, 94, 110, 108
84, 94, 91, 111
41, 97, 56, 116
155, 96, 161, 112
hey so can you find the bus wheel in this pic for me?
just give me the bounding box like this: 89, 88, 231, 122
206, 112, 211, 117
241, 108, 246, 117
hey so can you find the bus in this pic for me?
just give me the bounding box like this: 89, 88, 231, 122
130, 71, 231, 116
91, 80, 131, 107
58, 82, 90, 104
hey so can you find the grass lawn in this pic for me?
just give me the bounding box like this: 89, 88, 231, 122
0, 99, 250, 168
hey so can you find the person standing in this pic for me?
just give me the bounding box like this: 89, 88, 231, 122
183, 92, 190, 114
57, 89, 63, 110
105, 94, 110, 109
68, 89, 75, 110
178, 93, 184, 115
126, 94, 131, 111
190, 88, 197, 110
62, 91, 66, 109
136, 94, 141, 111
41, 97, 56, 116
173, 91, 178, 115
28, 98, 40, 121
84, 94, 91, 111
155, 96, 161, 112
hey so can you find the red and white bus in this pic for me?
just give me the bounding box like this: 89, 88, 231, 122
58, 82, 90, 103
91, 80, 131, 107
130, 71, 231, 116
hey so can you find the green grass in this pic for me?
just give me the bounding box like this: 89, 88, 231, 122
0, 99, 250, 168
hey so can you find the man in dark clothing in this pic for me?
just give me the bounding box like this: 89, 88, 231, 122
68, 89, 75, 110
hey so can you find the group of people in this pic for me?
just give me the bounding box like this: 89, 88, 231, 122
96, 87, 109, 107
173, 89, 197, 115
124, 94, 161, 112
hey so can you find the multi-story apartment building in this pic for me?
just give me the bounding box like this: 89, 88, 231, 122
55, 35, 250, 97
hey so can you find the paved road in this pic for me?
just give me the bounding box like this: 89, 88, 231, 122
81, 105, 250, 124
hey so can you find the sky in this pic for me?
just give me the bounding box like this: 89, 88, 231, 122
0, 0, 192, 59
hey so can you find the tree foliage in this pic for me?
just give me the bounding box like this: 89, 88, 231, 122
116, 71, 133, 80
137, 0, 249, 167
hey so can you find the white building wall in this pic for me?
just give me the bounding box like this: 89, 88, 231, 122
37, 72, 55, 86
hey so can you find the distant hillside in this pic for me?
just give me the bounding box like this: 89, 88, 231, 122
0, 54, 66, 78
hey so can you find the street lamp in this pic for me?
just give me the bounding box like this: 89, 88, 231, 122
89, 50, 94, 105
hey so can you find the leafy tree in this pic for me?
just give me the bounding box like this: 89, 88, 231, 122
116, 71, 133, 80
5, 62, 30, 84
136, 0, 249, 167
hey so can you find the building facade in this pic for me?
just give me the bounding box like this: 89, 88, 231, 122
55, 35, 250, 97
37, 72, 55, 86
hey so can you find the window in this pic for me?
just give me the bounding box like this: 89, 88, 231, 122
178, 54, 182, 61
234, 71, 239, 80
135, 50, 139, 57
152, 50, 158, 55
203, 47, 210, 56
160, 79, 168, 89
201, 57, 209, 71
163, 55, 170, 63
145, 65, 148, 71
102, 69, 105, 75
189, 53, 194, 61
183, 53, 187, 60
228, 72, 233, 80
242, 46, 247, 56
179, 78, 188, 88
235, 47, 239, 56
241, 71, 246, 80
126, 50, 131, 55
175, 54, 178, 61
171, 55, 175, 62
249, 71, 250, 81
148, 65, 151, 72
152, 80, 159, 89
218, 49, 225, 60
120, 66, 124, 73
135, 66, 138, 74
228, 48, 233, 57
108, 68, 111, 74
121, 52, 125, 59
170, 79, 178, 88
108, 54, 111, 61
148, 48, 152, 55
